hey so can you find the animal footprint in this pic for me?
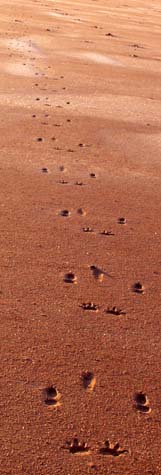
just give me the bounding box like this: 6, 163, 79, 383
106, 306, 126, 316
118, 217, 127, 224
83, 227, 94, 233
81, 371, 96, 391
90, 265, 112, 282
99, 439, 128, 456
75, 181, 85, 186
60, 209, 71, 217
90, 265, 104, 282
133, 282, 144, 294
64, 272, 77, 284
77, 208, 86, 216
41, 167, 48, 173
59, 179, 68, 184
134, 392, 151, 413
101, 230, 114, 236
81, 302, 99, 312
43, 386, 61, 407
65, 438, 90, 455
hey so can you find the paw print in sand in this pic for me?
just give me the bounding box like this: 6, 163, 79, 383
43, 386, 61, 407
134, 392, 151, 413
99, 439, 128, 456
65, 437, 90, 455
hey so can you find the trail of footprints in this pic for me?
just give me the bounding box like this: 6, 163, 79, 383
39, 164, 149, 462
30, 46, 150, 465
42, 382, 151, 459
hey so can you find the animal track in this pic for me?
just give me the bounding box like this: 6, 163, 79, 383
65, 438, 90, 455
77, 208, 86, 216
81, 371, 96, 391
64, 272, 77, 284
101, 230, 115, 236
99, 439, 128, 456
90, 265, 112, 282
90, 172, 96, 178
118, 217, 126, 224
41, 167, 48, 173
134, 392, 151, 413
83, 227, 94, 233
133, 282, 144, 294
60, 209, 71, 217
90, 265, 104, 282
81, 302, 99, 311
43, 386, 61, 407
106, 306, 126, 316
75, 181, 84, 186
59, 179, 68, 184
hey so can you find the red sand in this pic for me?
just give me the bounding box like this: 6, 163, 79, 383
0, 0, 161, 474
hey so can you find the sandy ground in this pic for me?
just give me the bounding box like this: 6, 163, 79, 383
0, 0, 161, 474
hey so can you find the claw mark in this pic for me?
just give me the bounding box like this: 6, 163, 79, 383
99, 439, 128, 456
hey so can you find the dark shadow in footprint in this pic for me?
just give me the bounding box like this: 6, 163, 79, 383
43, 386, 61, 407
81, 371, 96, 391
118, 217, 126, 224
65, 438, 90, 455
106, 306, 126, 316
134, 392, 151, 413
99, 440, 128, 457
136, 404, 151, 413
135, 392, 148, 405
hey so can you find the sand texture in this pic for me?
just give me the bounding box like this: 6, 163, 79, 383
0, 0, 161, 474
